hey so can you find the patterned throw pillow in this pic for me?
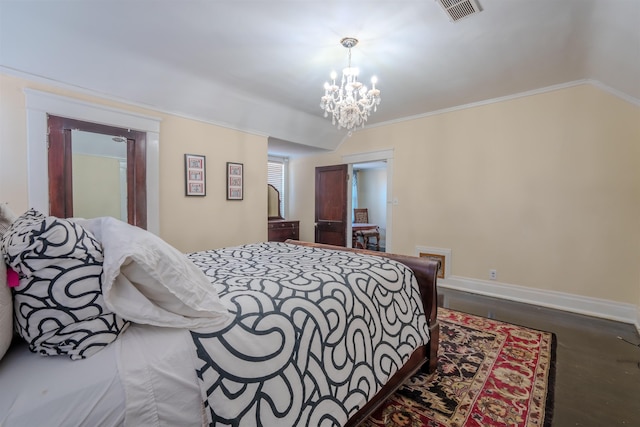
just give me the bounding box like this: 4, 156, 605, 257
0, 209, 129, 359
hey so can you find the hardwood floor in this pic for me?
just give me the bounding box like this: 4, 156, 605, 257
438, 288, 640, 427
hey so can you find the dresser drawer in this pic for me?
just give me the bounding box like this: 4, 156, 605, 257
268, 220, 299, 242
268, 221, 298, 230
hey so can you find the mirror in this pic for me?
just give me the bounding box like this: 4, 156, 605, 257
268, 184, 283, 220
71, 130, 128, 221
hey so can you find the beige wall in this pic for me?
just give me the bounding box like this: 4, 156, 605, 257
0, 73, 268, 252
290, 84, 640, 305
159, 114, 267, 252
72, 154, 123, 220
0, 75, 29, 209
2, 73, 639, 308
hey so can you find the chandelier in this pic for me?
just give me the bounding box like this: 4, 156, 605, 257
320, 37, 381, 133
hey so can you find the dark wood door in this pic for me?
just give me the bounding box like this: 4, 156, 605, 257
48, 115, 147, 229
315, 164, 348, 246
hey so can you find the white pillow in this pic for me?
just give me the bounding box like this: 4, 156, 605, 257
0, 249, 12, 360
75, 216, 233, 329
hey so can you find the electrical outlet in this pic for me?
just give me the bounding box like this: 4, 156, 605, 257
489, 269, 497, 280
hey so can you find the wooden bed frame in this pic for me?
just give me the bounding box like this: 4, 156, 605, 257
286, 241, 440, 426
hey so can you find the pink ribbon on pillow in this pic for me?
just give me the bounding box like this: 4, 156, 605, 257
6, 266, 19, 287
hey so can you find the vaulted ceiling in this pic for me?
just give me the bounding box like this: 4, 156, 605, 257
1, 1, 638, 156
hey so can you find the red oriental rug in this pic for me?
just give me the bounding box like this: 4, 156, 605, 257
364, 308, 556, 427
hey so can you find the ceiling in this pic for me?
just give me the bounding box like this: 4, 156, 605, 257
1, 1, 638, 157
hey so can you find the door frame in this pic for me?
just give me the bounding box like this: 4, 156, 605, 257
342, 149, 394, 252
47, 115, 147, 228
24, 89, 161, 234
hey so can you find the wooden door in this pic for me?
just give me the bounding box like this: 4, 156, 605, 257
315, 164, 348, 246
48, 115, 147, 229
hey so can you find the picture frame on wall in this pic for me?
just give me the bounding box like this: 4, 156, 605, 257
226, 162, 243, 200
185, 154, 206, 196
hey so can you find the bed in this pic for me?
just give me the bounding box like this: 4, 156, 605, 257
0, 208, 439, 427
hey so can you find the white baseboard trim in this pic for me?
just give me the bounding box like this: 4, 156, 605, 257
439, 276, 640, 331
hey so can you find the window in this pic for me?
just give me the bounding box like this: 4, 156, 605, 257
268, 157, 286, 217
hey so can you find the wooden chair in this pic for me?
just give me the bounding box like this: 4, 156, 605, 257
354, 208, 369, 224
353, 208, 380, 251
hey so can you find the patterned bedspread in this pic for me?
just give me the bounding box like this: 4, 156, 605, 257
187, 242, 430, 426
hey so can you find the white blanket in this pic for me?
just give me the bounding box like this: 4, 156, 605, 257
75, 217, 233, 329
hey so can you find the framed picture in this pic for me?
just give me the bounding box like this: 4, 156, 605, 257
185, 154, 206, 196
226, 162, 243, 200
416, 246, 452, 279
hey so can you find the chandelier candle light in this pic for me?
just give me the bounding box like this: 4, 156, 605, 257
320, 37, 381, 133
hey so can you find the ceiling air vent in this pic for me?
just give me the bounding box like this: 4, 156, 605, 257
437, 0, 482, 22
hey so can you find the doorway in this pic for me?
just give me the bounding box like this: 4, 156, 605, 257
352, 161, 387, 251
343, 149, 394, 252
314, 155, 391, 251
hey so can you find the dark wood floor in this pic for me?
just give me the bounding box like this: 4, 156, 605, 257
438, 288, 640, 427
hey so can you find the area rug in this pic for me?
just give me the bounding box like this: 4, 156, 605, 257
364, 308, 556, 427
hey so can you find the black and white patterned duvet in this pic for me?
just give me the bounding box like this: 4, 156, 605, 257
187, 242, 430, 426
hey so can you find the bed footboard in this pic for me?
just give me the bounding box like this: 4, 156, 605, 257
285, 240, 439, 426
286, 240, 439, 372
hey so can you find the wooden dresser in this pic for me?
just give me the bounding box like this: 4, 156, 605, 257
268, 219, 299, 242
